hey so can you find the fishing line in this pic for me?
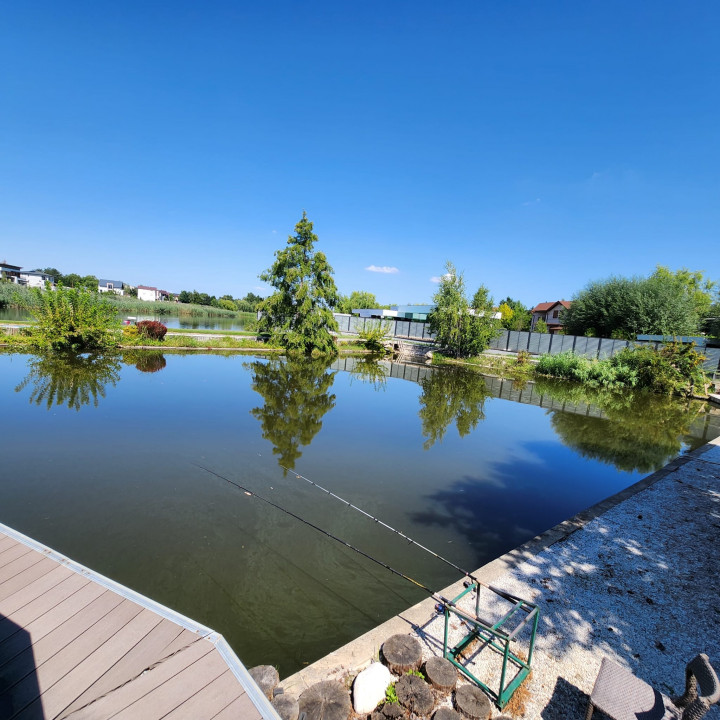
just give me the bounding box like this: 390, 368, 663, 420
275, 462, 485, 589
194, 463, 456, 609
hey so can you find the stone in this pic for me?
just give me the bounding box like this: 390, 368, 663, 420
378, 701, 404, 718
454, 684, 491, 719
271, 693, 300, 720
352, 662, 393, 715
298, 680, 352, 720
381, 634, 423, 673
248, 664, 279, 700
424, 656, 458, 691
433, 709, 462, 720
396, 674, 435, 716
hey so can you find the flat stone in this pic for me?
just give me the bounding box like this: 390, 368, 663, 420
382, 634, 423, 674
396, 674, 435, 716
454, 684, 491, 719
424, 656, 458, 691
353, 662, 393, 714
271, 693, 299, 720
248, 664, 279, 700
298, 680, 352, 720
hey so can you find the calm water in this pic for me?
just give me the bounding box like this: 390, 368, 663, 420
0, 307, 249, 331
1, 351, 717, 676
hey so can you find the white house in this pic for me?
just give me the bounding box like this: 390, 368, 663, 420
137, 286, 169, 302
19, 270, 55, 288
0, 262, 23, 284
98, 279, 128, 295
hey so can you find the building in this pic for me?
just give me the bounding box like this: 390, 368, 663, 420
137, 286, 170, 302
530, 300, 571, 333
98, 279, 128, 295
0, 262, 22, 284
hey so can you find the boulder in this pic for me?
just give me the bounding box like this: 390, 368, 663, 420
353, 662, 393, 715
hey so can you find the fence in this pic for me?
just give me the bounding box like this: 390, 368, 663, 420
334, 314, 720, 374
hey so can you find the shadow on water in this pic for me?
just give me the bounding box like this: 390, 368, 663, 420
245, 355, 337, 472
14, 352, 122, 411
121, 349, 167, 373
0, 613, 45, 719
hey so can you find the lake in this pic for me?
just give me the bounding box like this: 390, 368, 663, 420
1, 350, 717, 676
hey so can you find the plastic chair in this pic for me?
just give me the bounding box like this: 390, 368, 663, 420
585, 653, 720, 720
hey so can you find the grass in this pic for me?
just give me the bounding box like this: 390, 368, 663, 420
432, 351, 535, 380
165, 327, 257, 336
107, 295, 249, 318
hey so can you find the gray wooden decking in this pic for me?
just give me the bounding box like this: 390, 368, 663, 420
0, 523, 279, 720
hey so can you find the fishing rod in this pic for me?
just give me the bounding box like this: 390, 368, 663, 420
194, 463, 460, 611
275, 462, 486, 589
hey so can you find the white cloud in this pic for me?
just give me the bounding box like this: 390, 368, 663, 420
365, 265, 399, 274
430, 273, 453, 283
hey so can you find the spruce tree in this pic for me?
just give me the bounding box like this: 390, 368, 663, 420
259, 212, 339, 354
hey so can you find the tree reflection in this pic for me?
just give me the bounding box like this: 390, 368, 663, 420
534, 378, 703, 473
419, 366, 490, 449
15, 352, 122, 411
348, 356, 388, 391
122, 350, 167, 373
246, 356, 337, 471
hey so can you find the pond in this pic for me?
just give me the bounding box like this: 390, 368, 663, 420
0, 307, 250, 331
1, 351, 717, 677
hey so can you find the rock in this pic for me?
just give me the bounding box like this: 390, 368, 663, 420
396, 674, 435, 716
377, 702, 404, 718
271, 693, 300, 720
248, 665, 279, 700
454, 684, 491, 719
433, 709, 462, 720
353, 662, 393, 715
424, 656, 458, 691
298, 680, 352, 720
381, 634, 423, 674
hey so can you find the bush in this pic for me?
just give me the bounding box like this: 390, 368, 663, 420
358, 320, 392, 353
136, 320, 168, 341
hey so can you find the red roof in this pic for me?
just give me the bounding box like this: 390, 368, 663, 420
531, 300, 571, 313
137, 285, 157, 291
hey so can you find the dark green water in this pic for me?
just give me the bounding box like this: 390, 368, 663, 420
1, 351, 717, 676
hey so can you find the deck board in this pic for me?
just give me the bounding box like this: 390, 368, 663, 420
0, 527, 277, 719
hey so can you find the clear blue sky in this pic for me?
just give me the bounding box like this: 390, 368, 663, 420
2, 1, 718, 306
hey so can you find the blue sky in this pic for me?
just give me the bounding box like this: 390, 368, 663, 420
2, 1, 718, 306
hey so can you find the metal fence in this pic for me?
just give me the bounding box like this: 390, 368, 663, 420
334, 314, 720, 373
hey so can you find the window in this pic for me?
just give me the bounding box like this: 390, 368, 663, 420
552, 310, 559, 319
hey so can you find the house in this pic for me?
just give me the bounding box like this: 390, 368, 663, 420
530, 300, 571, 333
137, 285, 169, 302
19, 270, 55, 288
0, 262, 22, 284
98, 279, 128, 295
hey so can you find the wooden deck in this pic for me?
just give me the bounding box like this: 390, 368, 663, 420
0, 523, 279, 719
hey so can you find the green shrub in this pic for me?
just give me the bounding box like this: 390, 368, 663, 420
358, 320, 392, 353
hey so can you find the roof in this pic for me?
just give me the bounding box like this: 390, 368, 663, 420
531, 300, 571, 313
99, 278, 125, 286
0, 262, 22, 271
20, 270, 53, 277
137, 285, 158, 291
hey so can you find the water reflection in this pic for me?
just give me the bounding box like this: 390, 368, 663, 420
15, 353, 122, 411
246, 356, 337, 471
348, 356, 389, 391
418, 366, 491, 449
533, 378, 703, 472
122, 350, 167, 373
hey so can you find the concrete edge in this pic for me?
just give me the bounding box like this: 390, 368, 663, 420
280, 435, 720, 697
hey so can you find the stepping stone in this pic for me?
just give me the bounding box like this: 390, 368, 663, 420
454, 685, 491, 719
433, 709, 462, 720
424, 656, 458, 691
396, 674, 435, 716
271, 693, 299, 720
298, 680, 352, 720
382, 634, 423, 673
248, 665, 279, 700
371, 703, 404, 719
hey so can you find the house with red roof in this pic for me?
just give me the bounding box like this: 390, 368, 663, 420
530, 300, 571, 333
